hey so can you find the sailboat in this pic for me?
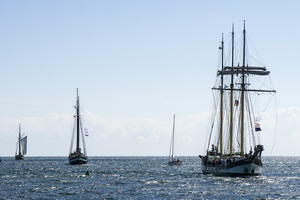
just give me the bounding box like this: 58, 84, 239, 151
168, 115, 182, 166
199, 22, 276, 176
69, 88, 88, 165
15, 123, 27, 160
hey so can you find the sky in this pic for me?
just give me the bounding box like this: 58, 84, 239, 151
0, 1, 299, 156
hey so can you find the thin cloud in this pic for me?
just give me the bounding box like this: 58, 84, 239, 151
0, 107, 298, 156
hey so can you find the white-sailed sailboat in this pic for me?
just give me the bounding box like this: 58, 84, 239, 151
69, 88, 88, 165
168, 115, 182, 166
15, 123, 27, 160
199, 22, 276, 176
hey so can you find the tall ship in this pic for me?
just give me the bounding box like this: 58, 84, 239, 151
15, 123, 27, 160
69, 88, 88, 165
199, 22, 276, 176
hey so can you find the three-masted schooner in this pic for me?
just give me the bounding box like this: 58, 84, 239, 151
15, 123, 27, 160
199, 22, 276, 176
168, 115, 182, 166
69, 88, 88, 165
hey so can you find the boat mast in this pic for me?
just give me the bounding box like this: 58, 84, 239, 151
76, 88, 80, 153
171, 115, 175, 157
229, 24, 234, 156
219, 34, 224, 155
18, 123, 21, 156
240, 21, 246, 156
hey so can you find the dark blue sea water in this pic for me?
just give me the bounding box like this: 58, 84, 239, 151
0, 156, 299, 199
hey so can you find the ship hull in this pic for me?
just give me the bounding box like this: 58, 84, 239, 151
168, 160, 183, 166
200, 144, 264, 176
69, 155, 88, 165
15, 155, 24, 160
202, 161, 262, 176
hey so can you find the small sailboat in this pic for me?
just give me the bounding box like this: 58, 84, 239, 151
199, 22, 276, 176
168, 115, 182, 166
15, 123, 27, 160
69, 88, 88, 165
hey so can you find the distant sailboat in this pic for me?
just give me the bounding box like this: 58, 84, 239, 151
69, 88, 88, 165
15, 123, 27, 160
168, 115, 182, 166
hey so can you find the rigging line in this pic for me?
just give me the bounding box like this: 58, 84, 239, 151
224, 34, 234, 65
246, 33, 266, 66
211, 98, 220, 148
250, 56, 265, 67
247, 93, 257, 146
224, 92, 231, 146
262, 93, 276, 112
80, 117, 87, 155
251, 74, 273, 91
257, 93, 260, 116
235, 104, 242, 151
268, 94, 278, 156
245, 94, 250, 150
204, 91, 218, 153
268, 74, 276, 90
231, 91, 240, 153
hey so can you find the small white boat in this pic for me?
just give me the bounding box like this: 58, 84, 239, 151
168, 115, 182, 166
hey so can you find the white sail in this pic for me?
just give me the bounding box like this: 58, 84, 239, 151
168, 115, 182, 165
168, 115, 176, 162
20, 136, 27, 155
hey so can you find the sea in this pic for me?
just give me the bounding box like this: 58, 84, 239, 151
0, 156, 299, 199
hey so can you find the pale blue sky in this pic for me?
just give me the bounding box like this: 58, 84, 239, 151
0, 1, 299, 156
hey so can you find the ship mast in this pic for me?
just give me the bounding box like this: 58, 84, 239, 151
76, 88, 80, 153
240, 21, 246, 156
171, 115, 175, 158
213, 21, 276, 157
18, 123, 21, 156
219, 34, 224, 155
229, 24, 234, 157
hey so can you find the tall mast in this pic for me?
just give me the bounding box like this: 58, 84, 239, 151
18, 123, 21, 156
229, 24, 234, 156
240, 21, 246, 156
219, 33, 224, 155
76, 88, 80, 152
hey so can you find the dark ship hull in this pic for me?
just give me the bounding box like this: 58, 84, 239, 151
200, 145, 263, 176
69, 154, 88, 165
15, 154, 24, 160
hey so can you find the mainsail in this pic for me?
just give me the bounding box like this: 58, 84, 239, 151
20, 136, 27, 155
168, 115, 182, 166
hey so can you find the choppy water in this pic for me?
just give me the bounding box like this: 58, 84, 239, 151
0, 156, 299, 199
